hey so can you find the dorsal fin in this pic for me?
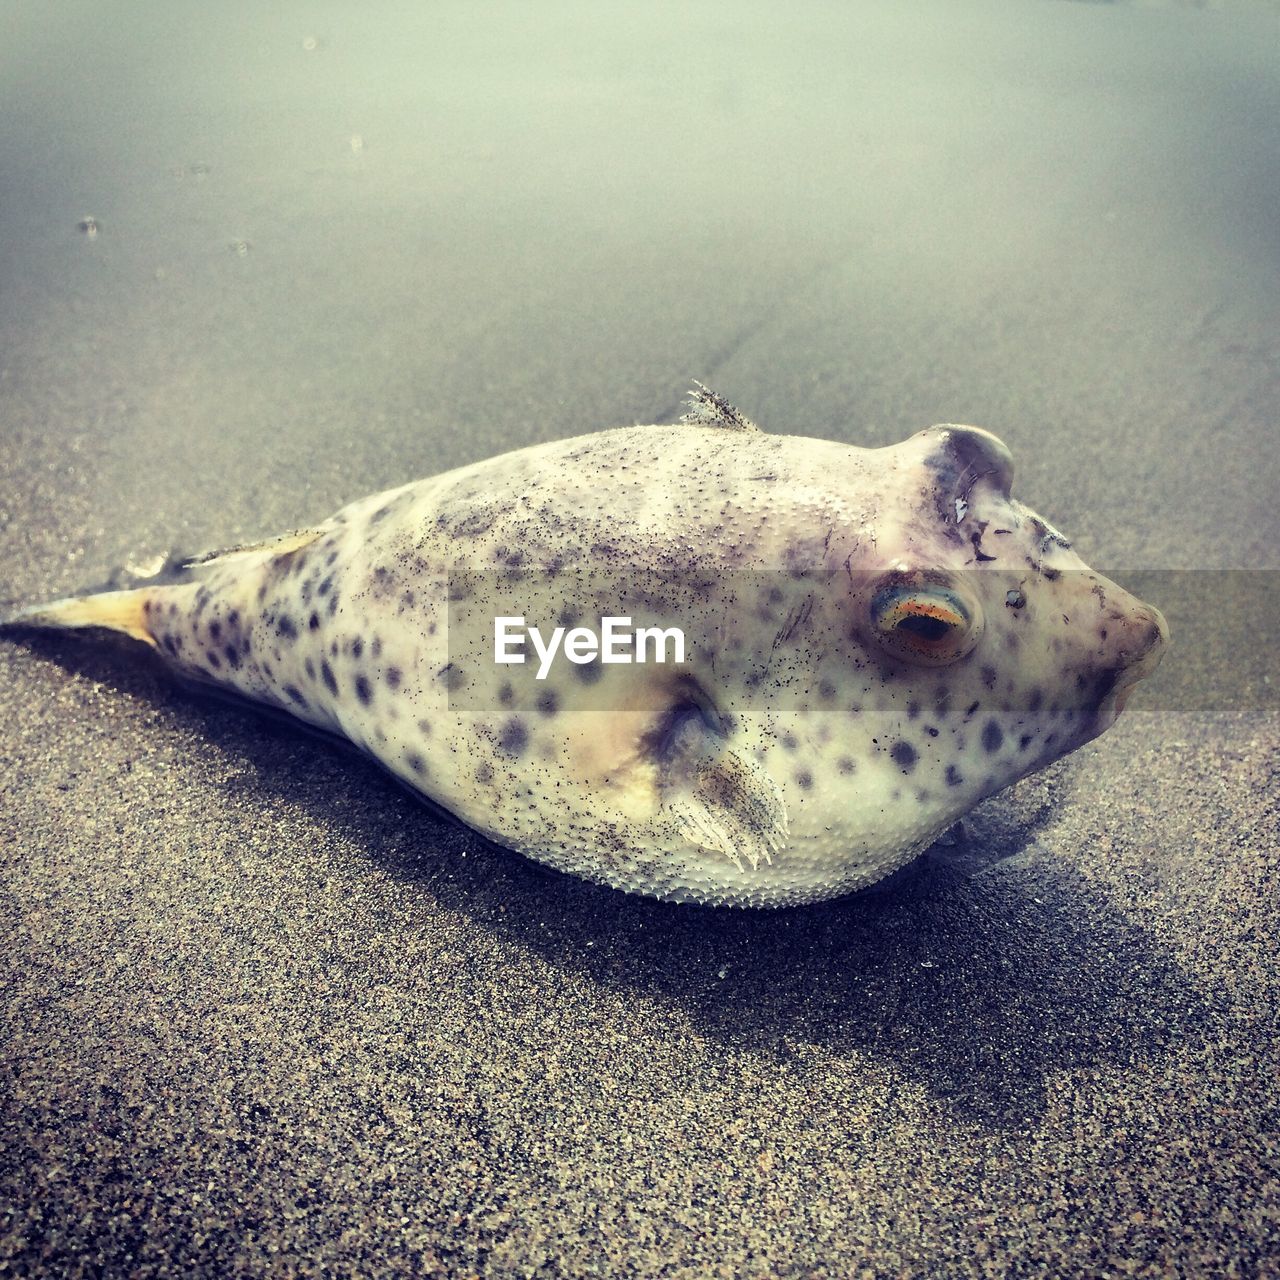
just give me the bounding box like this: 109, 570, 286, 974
181, 527, 323, 570
679, 381, 760, 432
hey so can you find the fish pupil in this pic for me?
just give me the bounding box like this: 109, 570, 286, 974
896, 613, 951, 642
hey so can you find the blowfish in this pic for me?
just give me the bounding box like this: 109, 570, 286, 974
3, 386, 1168, 906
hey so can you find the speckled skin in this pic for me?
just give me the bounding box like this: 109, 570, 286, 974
10, 395, 1168, 906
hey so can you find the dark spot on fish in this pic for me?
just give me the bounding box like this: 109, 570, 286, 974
1019, 733, 1033, 751
906, 700, 921, 720
476, 761, 494, 785
498, 718, 528, 755
890, 741, 918, 773
837, 757, 855, 775
454, 510, 495, 539
207, 651, 221, 669
227, 609, 239, 627
964, 700, 980, 720
1043, 566, 1061, 581
818, 680, 837, 702
354, 675, 373, 706
924, 725, 939, 737
209, 620, 222, 641
498, 683, 514, 706
970, 530, 997, 562
404, 750, 426, 776
283, 684, 308, 707
535, 688, 559, 716
305, 658, 316, 680
417, 718, 432, 735
574, 661, 602, 685
795, 770, 813, 790
224, 645, 240, 669
318, 576, 333, 597
352, 637, 363, 659
328, 594, 340, 616
321, 660, 338, 695
1028, 688, 1043, 713
980, 666, 996, 691
278, 616, 297, 639
372, 637, 382, 659
385, 666, 402, 690
437, 663, 465, 691
781, 733, 798, 751
981, 720, 1004, 754
946, 764, 963, 787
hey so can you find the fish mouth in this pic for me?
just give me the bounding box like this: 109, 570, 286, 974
1092, 603, 1170, 732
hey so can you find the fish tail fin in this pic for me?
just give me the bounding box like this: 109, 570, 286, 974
2, 528, 323, 648
1, 587, 158, 646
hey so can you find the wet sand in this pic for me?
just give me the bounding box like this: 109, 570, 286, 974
2, 2, 1278, 1275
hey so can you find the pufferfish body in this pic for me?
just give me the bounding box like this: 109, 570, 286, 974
3, 386, 1168, 906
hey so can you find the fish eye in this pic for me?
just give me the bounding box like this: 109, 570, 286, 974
869, 579, 981, 666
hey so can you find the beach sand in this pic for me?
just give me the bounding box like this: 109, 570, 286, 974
2, 2, 1278, 1275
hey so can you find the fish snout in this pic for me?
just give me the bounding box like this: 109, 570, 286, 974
1091, 594, 1169, 728
1110, 601, 1168, 712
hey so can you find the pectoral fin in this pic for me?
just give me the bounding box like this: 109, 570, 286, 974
667, 747, 789, 873
648, 681, 788, 872
563, 672, 789, 872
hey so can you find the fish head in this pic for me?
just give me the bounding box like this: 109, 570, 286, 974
839, 423, 1168, 809
590, 421, 1170, 905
